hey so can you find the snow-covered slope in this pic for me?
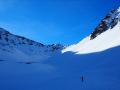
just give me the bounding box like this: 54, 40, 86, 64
0, 41, 120, 90
63, 7, 120, 54
0, 7, 120, 90
0, 28, 63, 62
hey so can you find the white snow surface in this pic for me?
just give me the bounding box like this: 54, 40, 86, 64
0, 7, 120, 90
0, 44, 120, 90
62, 22, 120, 54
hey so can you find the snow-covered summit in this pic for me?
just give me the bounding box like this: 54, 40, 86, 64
0, 27, 10, 34
117, 6, 120, 12
0, 27, 7, 31
90, 7, 120, 39
63, 7, 120, 54
0, 28, 63, 62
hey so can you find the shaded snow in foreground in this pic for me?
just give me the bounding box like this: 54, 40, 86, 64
0, 46, 120, 90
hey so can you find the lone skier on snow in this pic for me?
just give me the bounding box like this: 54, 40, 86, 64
81, 76, 84, 82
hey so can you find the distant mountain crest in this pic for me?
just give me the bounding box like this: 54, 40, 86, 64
0, 27, 63, 49
0, 27, 63, 61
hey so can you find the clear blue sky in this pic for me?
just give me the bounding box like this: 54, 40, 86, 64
0, 0, 120, 45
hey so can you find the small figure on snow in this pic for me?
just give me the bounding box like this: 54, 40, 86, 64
81, 76, 84, 82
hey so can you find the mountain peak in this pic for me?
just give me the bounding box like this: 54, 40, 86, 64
90, 7, 120, 40
117, 6, 120, 12
63, 7, 120, 54
0, 27, 7, 31
0, 27, 63, 61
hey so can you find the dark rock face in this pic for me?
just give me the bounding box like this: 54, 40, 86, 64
90, 21, 109, 40
90, 9, 119, 40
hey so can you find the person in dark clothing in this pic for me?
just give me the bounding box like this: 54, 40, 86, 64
81, 76, 84, 82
